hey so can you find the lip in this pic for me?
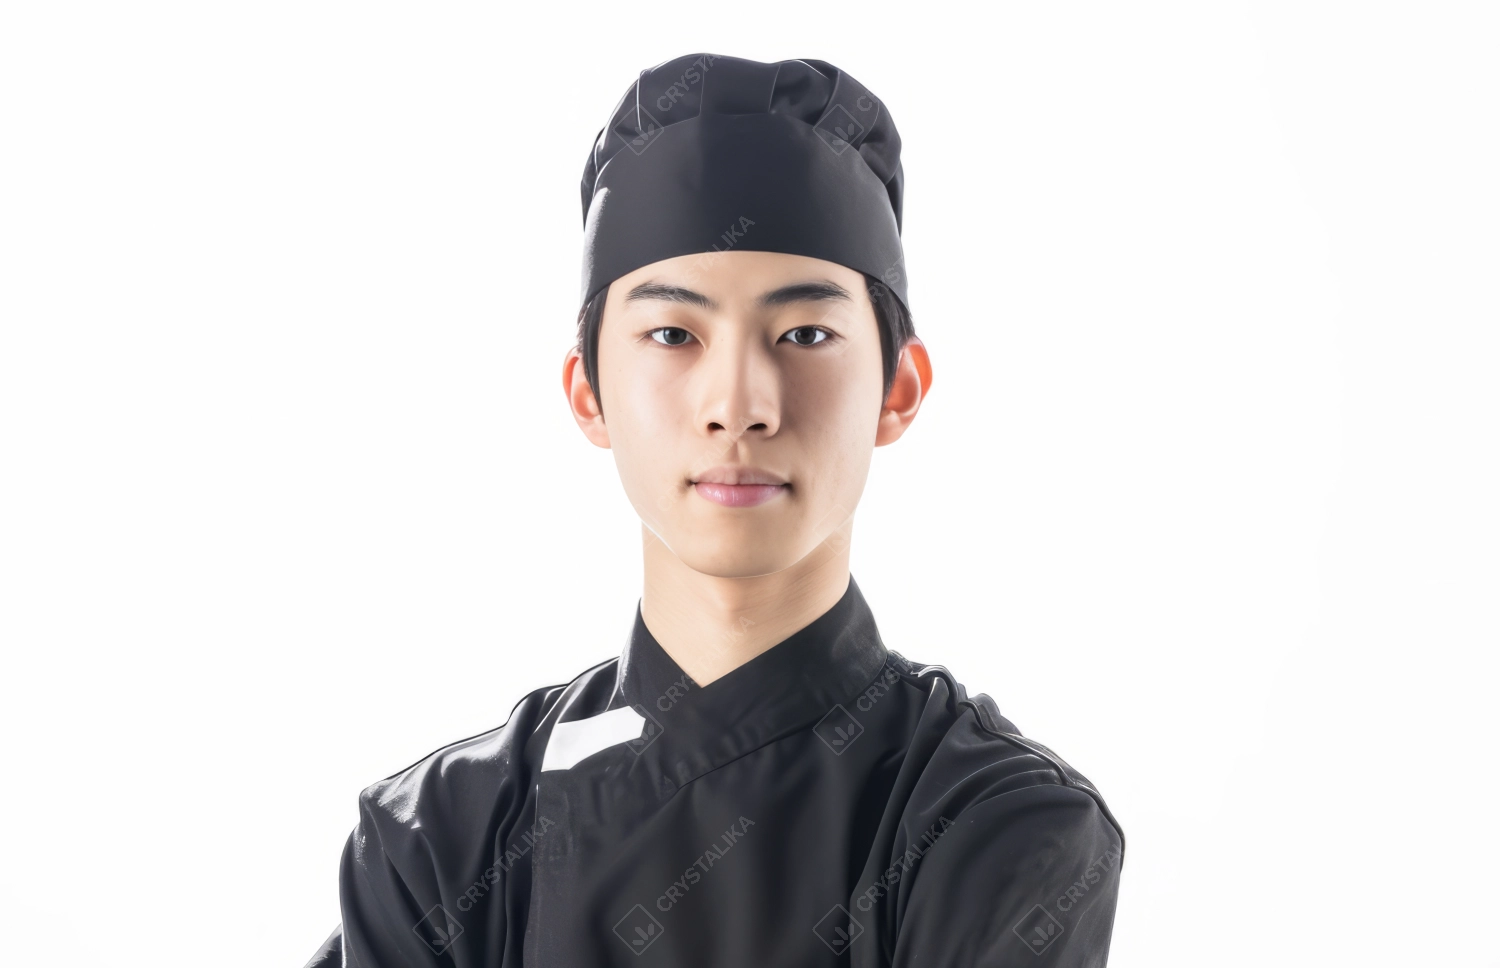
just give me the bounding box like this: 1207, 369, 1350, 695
692, 465, 787, 486
690, 465, 789, 508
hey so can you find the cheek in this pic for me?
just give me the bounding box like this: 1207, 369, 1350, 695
603, 368, 687, 511
789, 358, 883, 501
797, 340, 884, 435
610, 373, 668, 443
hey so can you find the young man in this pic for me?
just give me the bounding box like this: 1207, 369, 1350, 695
307, 53, 1123, 967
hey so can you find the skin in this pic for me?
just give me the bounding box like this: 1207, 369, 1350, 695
562, 250, 932, 686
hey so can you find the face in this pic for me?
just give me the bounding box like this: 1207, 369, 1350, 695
564, 250, 927, 579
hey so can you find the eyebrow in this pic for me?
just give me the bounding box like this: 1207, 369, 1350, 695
623, 280, 852, 311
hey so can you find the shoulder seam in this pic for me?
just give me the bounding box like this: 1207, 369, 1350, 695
372, 656, 620, 785
885, 652, 1127, 861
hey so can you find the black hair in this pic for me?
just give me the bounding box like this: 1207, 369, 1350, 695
573, 273, 916, 418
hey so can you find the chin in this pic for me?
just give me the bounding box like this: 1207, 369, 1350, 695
682, 547, 798, 580
670, 533, 803, 579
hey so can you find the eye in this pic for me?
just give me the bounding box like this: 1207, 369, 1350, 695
782, 325, 832, 346
648, 327, 695, 346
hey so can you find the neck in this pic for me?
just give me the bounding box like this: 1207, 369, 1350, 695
639, 522, 853, 687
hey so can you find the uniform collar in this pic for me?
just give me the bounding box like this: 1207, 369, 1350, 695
610, 574, 889, 795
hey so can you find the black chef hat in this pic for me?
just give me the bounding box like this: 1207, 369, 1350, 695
579, 53, 910, 315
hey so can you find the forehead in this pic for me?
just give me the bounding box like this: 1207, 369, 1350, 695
608, 250, 869, 306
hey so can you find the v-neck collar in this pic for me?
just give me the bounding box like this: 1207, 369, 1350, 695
608, 573, 889, 798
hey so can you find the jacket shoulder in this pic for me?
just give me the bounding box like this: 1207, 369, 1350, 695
884, 649, 1125, 851
355, 656, 619, 839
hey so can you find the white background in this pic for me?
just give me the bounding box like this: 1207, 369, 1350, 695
2, 2, 1496, 965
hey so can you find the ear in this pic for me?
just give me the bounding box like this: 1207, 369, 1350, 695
875, 336, 932, 447
562, 346, 611, 449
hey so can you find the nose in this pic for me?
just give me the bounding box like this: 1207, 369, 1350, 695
692, 331, 781, 443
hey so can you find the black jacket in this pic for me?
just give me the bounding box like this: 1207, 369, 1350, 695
307, 575, 1123, 966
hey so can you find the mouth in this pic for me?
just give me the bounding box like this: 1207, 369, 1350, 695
689, 465, 789, 508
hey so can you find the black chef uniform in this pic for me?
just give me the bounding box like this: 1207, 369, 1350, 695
305, 575, 1124, 966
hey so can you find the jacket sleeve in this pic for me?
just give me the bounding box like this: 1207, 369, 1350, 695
303, 792, 452, 968
301, 684, 562, 966
891, 783, 1124, 967
302, 924, 342, 968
